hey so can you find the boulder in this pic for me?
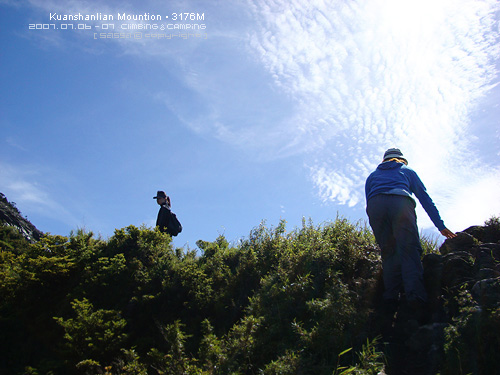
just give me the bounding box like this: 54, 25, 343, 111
471, 277, 500, 308
386, 219, 500, 374
463, 224, 500, 244
440, 251, 474, 289
439, 232, 478, 255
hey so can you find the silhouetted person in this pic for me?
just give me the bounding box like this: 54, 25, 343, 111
365, 148, 456, 324
154, 190, 182, 236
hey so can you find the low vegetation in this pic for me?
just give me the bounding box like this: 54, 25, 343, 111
0, 215, 498, 374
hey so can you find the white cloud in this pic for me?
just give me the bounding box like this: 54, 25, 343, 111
310, 165, 361, 207
416, 166, 500, 231
12, 0, 500, 231
249, 0, 500, 227
447, 169, 500, 226
6, 137, 28, 152
0, 161, 80, 229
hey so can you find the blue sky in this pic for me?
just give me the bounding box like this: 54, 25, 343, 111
1, 0, 499, 250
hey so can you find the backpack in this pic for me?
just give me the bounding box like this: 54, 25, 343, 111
167, 211, 182, 236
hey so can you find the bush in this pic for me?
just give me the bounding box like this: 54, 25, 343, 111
0, 217, 425, 374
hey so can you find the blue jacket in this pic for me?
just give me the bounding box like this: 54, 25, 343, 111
365, 161, 445, 231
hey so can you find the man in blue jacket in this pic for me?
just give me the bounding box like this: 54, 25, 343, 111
365, 148, 456, 314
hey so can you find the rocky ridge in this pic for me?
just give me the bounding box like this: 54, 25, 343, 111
0, 192, 43, 243
380, 219, 500, 374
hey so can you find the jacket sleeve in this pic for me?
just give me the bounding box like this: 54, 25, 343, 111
407, 169, 446, 231
365, 174, 372, 203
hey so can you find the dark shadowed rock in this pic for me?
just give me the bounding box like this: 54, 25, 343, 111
473, 245, 500, 270
0, 193, 43, 243
440, 251, 475, 289
463, 224, 500, 244
422, 253, 444, 320
406, 322, 448, 350
439, 232, 478, 255
385, 220, 500, 375
471, 277, 500, 308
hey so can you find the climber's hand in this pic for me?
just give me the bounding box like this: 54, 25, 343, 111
440, 228, 457, 239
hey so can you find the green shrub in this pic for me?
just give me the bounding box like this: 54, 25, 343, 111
0, 217, 396, 374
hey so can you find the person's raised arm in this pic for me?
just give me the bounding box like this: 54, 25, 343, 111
440, 228, 457, 239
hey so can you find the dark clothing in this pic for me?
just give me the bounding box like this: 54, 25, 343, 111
156, 204, 172, 235
366, 194, 427, 302
365, 160, 445, 303
365, 161, 445, 231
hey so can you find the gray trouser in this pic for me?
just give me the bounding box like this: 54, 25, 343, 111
366, 194, 427, 303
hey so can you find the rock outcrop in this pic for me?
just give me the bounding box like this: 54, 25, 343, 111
0, 192, 43, 242
382, 220, 500, 374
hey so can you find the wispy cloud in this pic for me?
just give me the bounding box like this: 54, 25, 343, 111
0, 161, 81, 230
249, 0, 500, 228
21, 0, 268, 148
9, 0, 500, 231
